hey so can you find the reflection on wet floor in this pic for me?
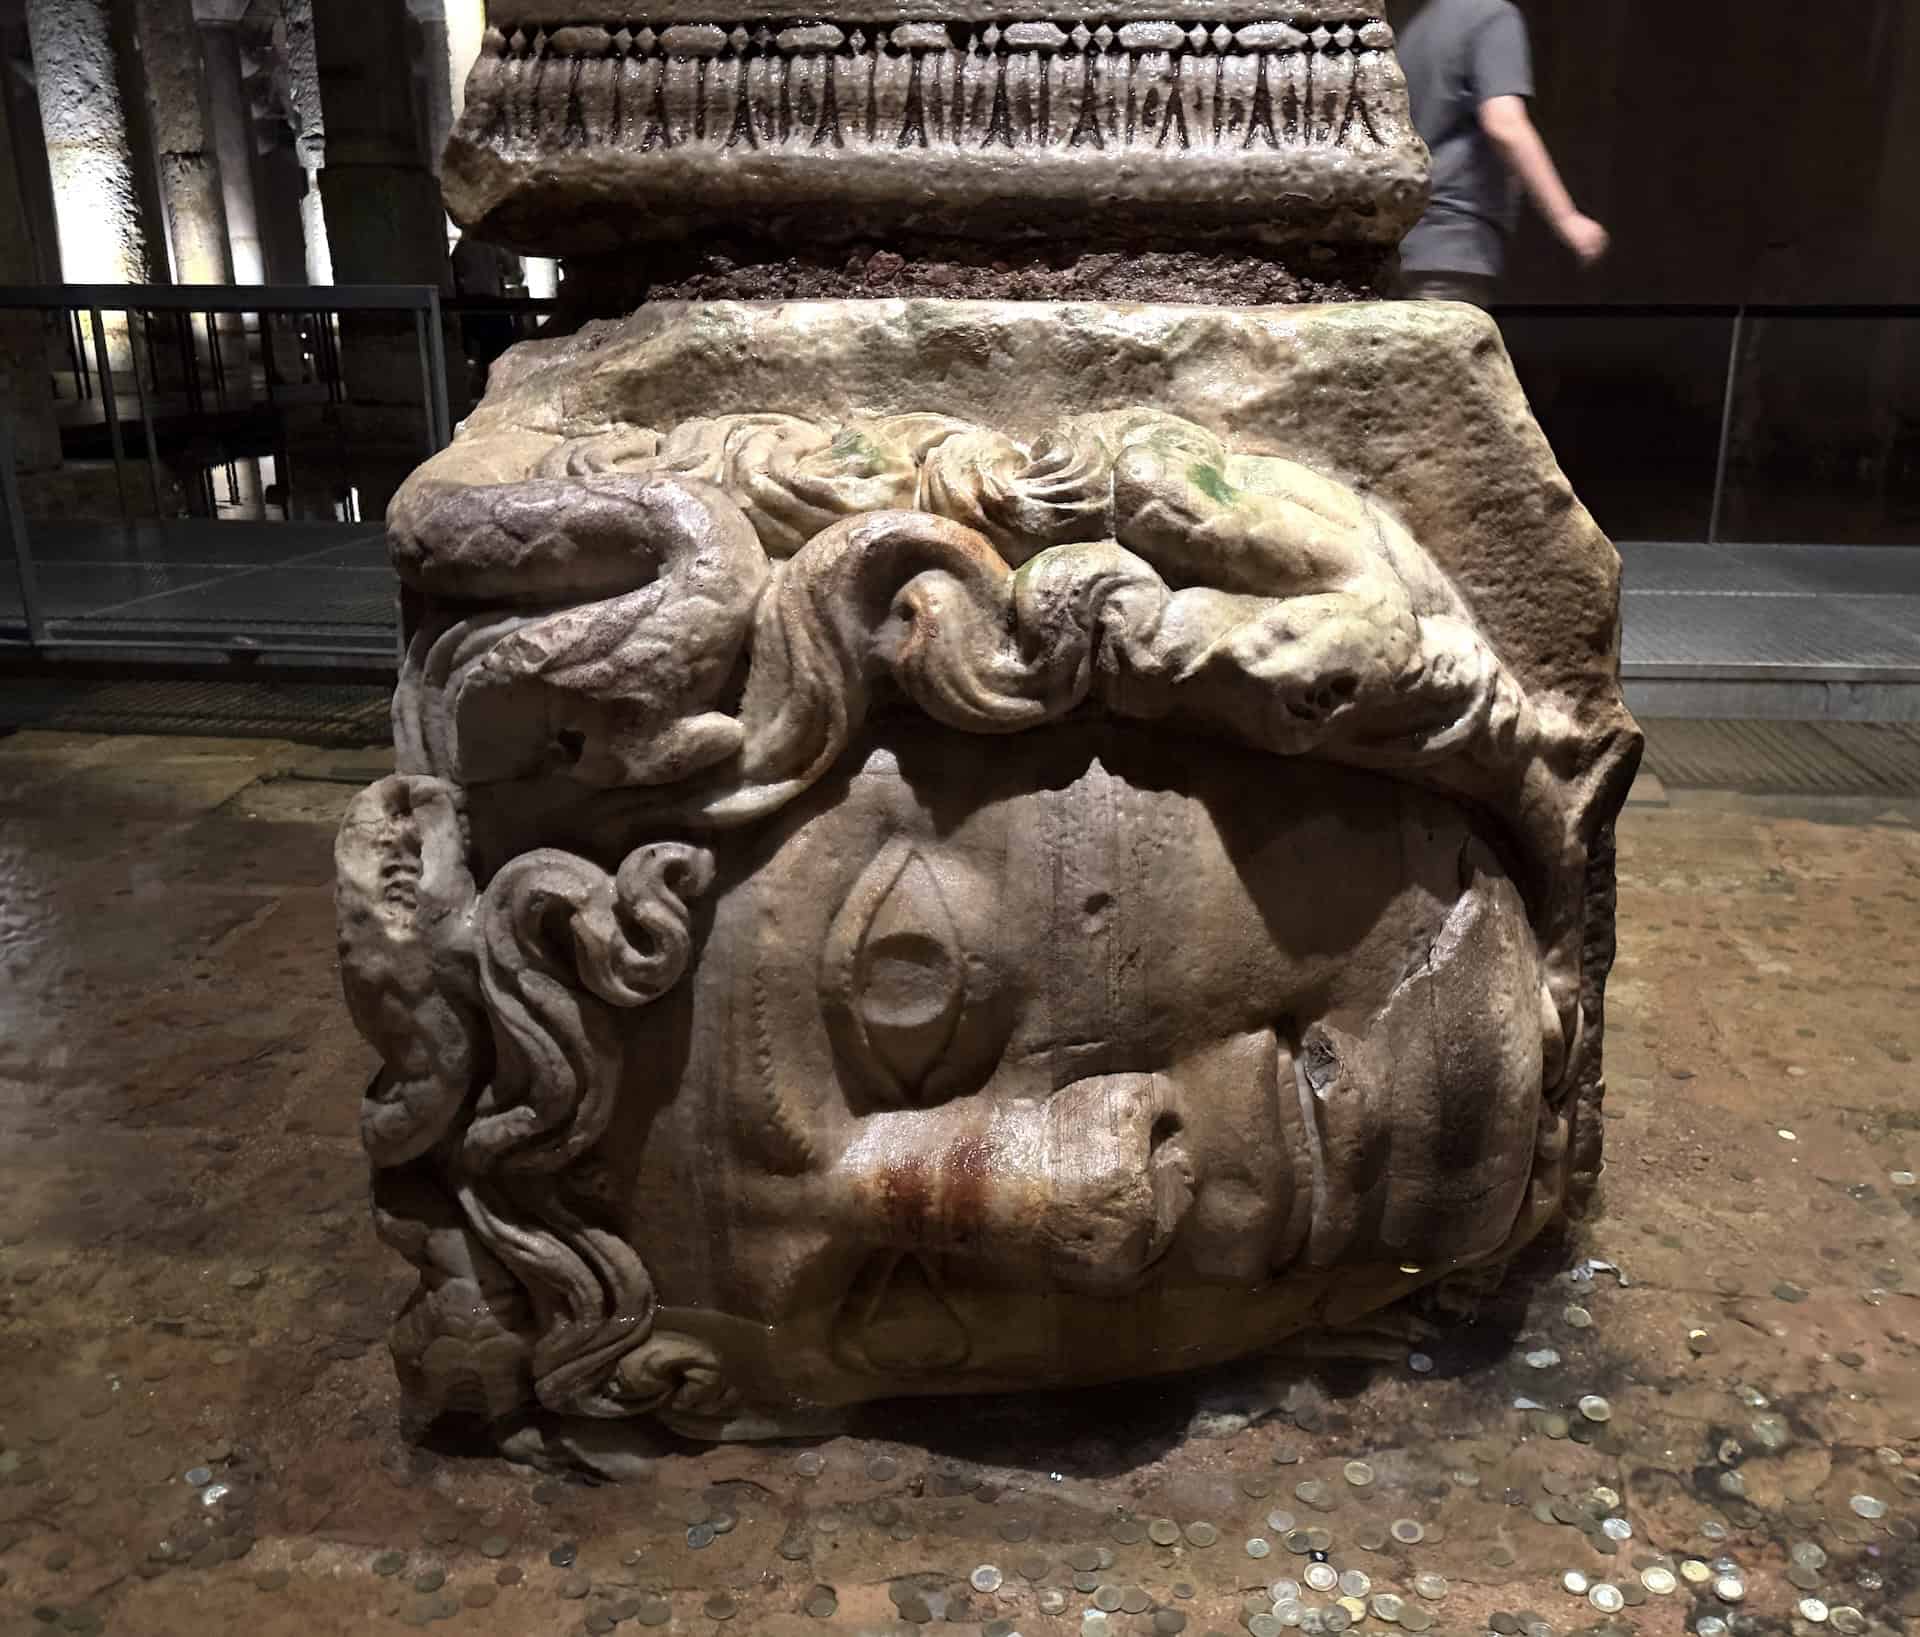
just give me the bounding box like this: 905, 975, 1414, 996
0, 727, 1917, 1637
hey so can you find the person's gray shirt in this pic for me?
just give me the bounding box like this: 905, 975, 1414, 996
1397, 0, 1535, 277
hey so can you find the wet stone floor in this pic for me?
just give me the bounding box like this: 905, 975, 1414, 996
1, 729, 1919, 1637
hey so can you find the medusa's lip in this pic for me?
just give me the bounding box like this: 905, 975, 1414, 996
828, 1071, 1194, 1292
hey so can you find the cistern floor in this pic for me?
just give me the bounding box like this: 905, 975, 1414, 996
1, 727, 1918, 1637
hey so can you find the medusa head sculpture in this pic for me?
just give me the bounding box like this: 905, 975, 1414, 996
336, 348, 1636, 1443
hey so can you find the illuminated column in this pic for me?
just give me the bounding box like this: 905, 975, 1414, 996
283, 0, 334, 286
24, 0, 157, 285
443, 0, 487, 130
0, 58, 60, 473
314, 0, 450, 514
133, 0, 232, 286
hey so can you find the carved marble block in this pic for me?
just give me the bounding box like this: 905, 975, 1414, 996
338, 296, 1639, 1438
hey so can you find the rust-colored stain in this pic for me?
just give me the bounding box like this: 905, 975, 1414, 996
938, 1127, 996, 1252
873, 1145, 933, 1242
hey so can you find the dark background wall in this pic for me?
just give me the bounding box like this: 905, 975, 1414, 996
1386, 0, 1920, 544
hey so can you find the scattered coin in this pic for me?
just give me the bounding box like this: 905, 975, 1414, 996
634, 1600, 672, 1628
1340, 1569, 1372, 1598
1122, 1586, 1152, 1614
1589, 1584, 1624, 1614
1148, 1518, 1181, 1546
1641, 1567, 1677, 1596
463, 1586, 497, 1610
1247, 1537, 1272, 1559
1243, 1474, 1275, 1499
1409, 1353, 1435, 1374
793, 1452, 824, 1478
1850, 1494, 1888, 1520
1186, 1522, 1219, 1548
997, 1518, 1031, 1543
1680, 1560, 1712, 1585
686, 1523, 715, 1550
1306, 1563, 1339, 1593
1830, 1608, 1867, 1636
1390, 1519, 1425, 1545
1343, 1461, 1376, 1488
413, 1567, 445, 1593
1111, 1519, 1146, 1546
1373, 1593, 1407, 1624
1578, 1395, 1612, 1423
1268, 1509, 1298, 1534
1563, 1571, 1589, 1596
1602, 1517, 1633, 1540
1094, 1583, 1124, 1612
971, 1565, 1003, 1593
703, 1593, 736, 1620
1713, 1575, 1745, 1603
1400, 1607, 1435, 1633
1800, 1599, 1831, 1623
1038, 1589, 1069, 1614
1414, 1573, 1448, 1601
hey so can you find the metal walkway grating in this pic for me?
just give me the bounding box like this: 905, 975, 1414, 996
0, 678, 392, 746
1641, 718, 1920, 795
1621, 542, 1920, 682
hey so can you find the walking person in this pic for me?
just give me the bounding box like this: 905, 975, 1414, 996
1396, 0, 1609, 307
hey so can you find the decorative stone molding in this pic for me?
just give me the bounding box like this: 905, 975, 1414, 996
444, 10, 1424, 253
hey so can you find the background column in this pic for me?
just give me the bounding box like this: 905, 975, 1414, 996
23, 0, 159, 285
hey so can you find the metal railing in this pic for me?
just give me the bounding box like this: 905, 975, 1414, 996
5, 288, 1916, 674
0, 283, 462, 667
1491, 301, 1920, 548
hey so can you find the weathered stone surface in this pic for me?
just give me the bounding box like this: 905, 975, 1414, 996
442, 300, 1627, 721
340, 298, 1638, 1440
442, 11, 1426, 257
25, 0, 155, 283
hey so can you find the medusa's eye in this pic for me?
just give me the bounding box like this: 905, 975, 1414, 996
820, 837, 1006, 1110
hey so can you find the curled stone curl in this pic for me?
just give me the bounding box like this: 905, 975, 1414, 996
337, 787, 718, 1420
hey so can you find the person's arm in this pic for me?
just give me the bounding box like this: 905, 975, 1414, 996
1477, 94, 1609, 265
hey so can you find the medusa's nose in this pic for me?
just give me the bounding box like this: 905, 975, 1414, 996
828, 1071, 1194, 1293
